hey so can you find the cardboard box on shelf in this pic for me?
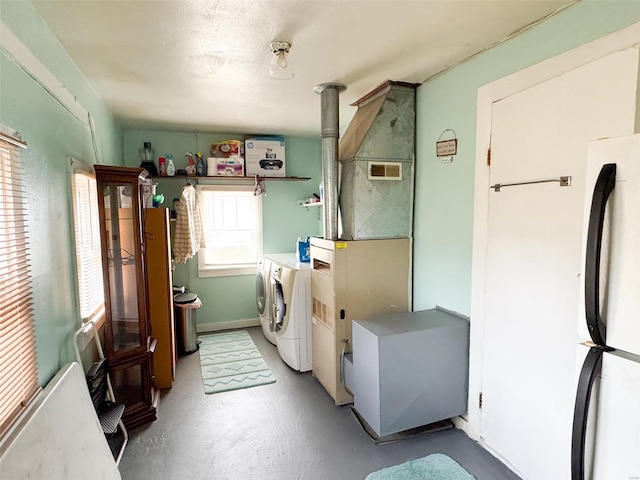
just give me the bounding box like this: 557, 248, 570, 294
207, 157, 244, 176
210, 140, 243, 158
245, 136, 286, 177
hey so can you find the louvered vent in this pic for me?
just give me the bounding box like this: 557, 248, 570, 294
312, 297, 333, 329
368, 161, 402, 180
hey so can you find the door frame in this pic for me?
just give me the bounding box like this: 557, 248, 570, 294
467, 21, 640, 452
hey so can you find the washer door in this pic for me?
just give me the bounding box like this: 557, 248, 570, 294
271, 279, 286, 332
256, 271, 266, 314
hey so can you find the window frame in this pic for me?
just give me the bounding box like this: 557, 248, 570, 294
69, 157, 105, 326
197, 184, 263, 278
0, 133, 40, 439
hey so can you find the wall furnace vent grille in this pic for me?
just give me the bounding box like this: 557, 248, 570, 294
368, 161, 402, 180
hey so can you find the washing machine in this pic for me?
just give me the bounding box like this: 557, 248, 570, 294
268, 253, 312, 372
256, 257, 277, 345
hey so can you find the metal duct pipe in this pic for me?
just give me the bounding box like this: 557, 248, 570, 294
314, 82, 346, 240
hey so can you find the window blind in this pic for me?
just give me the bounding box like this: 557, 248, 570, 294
0, 138, 39, 438
70, 160, 104, 321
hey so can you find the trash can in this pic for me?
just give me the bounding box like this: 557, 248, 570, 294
174, 292, 202, 355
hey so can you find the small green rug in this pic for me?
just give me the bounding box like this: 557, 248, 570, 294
198, 330, 275, 394
365, 453, 475, 480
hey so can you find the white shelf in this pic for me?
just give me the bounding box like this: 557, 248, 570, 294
151, 175, 310, 182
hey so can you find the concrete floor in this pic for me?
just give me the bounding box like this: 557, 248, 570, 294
118, 327, 521, 480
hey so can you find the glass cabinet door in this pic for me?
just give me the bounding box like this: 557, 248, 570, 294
111, 360, 144, 406
95, 166, 149, 359
102, 181, 143, 352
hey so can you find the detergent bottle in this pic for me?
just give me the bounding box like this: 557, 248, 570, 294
166, 154, 175, 176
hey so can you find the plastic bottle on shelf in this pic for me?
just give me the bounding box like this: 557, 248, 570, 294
195, 152, 206, 176
184, 152, 196, 176
166, 154, 175, 176
159, 156, 167, 176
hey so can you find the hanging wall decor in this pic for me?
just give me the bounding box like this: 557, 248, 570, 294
436, 129, 458, 162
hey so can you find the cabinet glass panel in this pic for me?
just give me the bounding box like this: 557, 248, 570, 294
102, 182, 141, 351
111, 363, 144, 408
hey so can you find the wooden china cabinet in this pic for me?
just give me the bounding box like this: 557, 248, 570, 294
94, 165, 158, 429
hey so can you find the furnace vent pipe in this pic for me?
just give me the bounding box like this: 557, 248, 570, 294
314, 82, 346, 240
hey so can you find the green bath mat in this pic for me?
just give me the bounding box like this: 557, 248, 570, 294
198, 330, 275, 394
365, 453, 475, 480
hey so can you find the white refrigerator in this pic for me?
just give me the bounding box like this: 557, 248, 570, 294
572, 134, 640, 479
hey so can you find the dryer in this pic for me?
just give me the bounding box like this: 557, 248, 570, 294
268, 253, 312, 372
256, 257, 276, 345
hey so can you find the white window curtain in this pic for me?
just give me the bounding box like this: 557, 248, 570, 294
69, 158, 104, 322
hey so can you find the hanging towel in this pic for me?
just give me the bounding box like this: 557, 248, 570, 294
173, 184, 205, 264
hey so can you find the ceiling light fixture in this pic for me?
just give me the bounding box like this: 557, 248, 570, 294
269, 40, 294, 80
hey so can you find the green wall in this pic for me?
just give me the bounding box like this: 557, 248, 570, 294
413, 0, 640, 316
4, 0, 640, 386
122, 130, 322, 327
0, 2, 123, 384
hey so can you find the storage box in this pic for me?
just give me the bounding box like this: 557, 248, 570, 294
210, 140, 243, 158
296, 237, 310, 262
245, 136, 286, 177
207, 157, 244, 176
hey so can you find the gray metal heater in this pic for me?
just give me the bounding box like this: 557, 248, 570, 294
344, 308, 469, 439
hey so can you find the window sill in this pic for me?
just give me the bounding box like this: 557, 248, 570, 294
83, 307, 106, 330
198, 264, 257, 278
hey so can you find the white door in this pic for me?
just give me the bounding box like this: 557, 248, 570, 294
480, 48, 639, 479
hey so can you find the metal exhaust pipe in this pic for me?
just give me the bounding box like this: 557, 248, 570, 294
314, 82, 346, 240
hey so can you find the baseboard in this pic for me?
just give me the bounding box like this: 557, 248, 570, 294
197, 318, 260, 333
452, 414, 469, 434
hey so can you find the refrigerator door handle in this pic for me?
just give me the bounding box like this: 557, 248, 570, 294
571, 346, 604, 480
584, 163, 616, 347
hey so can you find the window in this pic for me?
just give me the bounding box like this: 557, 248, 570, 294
69, 158, 104, 323
198, 184, 262, 277
0, 133, 39, 438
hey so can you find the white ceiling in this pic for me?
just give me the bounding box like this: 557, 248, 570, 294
32, 0, 577, 136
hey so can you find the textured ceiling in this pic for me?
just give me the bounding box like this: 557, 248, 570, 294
32, 0, 577, 136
